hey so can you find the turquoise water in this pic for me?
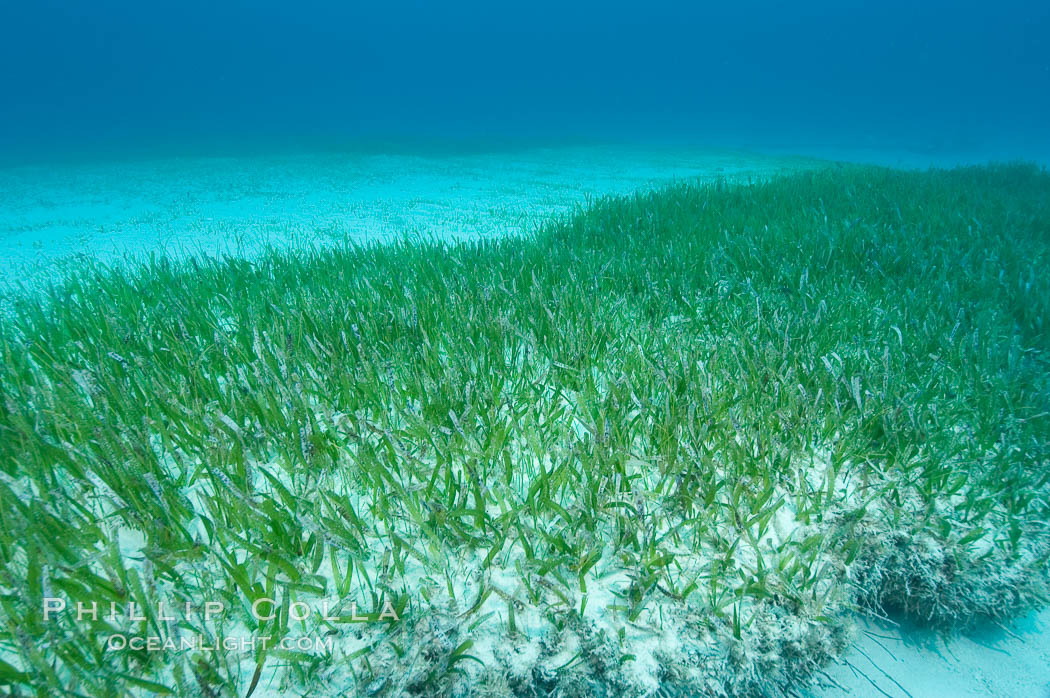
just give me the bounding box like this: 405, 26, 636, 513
2, 3, 1049, 697
1, 1, 1048, 163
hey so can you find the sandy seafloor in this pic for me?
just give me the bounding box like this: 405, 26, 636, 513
1, 143, 1047, 697
0, 145, 811, 293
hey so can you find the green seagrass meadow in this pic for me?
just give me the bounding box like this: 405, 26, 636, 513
1, 164, 1048, 696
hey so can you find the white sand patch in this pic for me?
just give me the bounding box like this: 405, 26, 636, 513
0, 144, 813, 294
812, 610, 1050, 698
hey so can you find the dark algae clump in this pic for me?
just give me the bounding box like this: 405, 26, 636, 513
2, 164, 1048, 696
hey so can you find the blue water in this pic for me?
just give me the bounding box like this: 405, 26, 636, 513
1, 0, 1047, 163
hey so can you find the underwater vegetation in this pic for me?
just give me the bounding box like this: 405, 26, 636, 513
1, 164, 1049, 697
